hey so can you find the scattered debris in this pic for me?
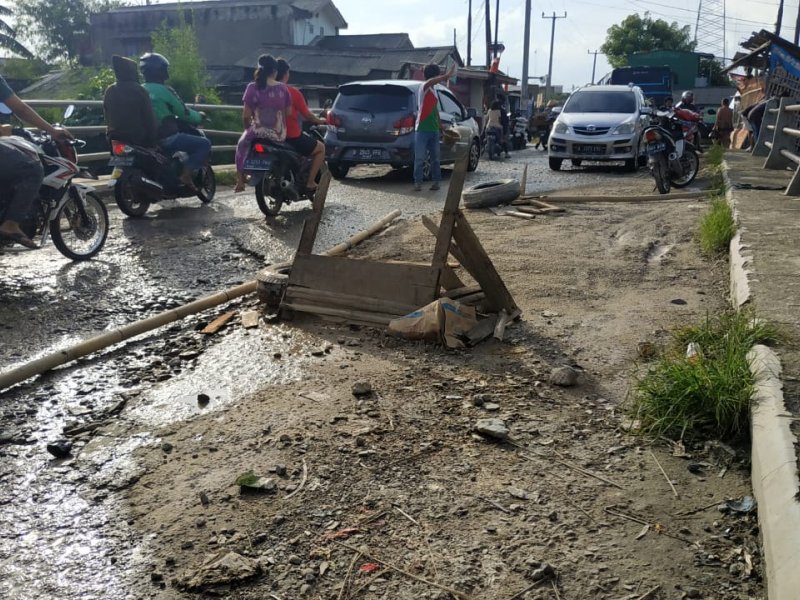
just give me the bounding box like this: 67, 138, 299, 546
284, 459, 308, 500
649, 450, 680, 498
46, 440, 73, 458
351, 381, 372, 397
358, 562, 381, 574
176, 551, 261, 590
725, 496, 756, 514
474, 418, 510, 441
549, 365, 579, 387
201, 311, 236, 334
197, 393, 210, 407
241, 310, 260, 328
235, 472, 276, 494
389, 299, 477, 349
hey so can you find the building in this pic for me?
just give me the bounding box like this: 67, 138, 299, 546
627, 50, 715, 89
84, 0, 347, 66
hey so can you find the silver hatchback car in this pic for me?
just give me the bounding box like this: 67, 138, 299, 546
547, 85, 650, 172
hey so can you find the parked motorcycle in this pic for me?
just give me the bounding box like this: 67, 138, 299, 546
0, 122, 109, 261
643, 108, 700, 194
243, 126, 325, 217
483, 127, 503, 160
511, 114, 528, 150
108, 124, 215, 218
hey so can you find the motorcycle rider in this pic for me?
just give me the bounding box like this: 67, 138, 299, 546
483, 99, 505, 159
103, 55, 158, 149
139, 53, 211, 189
0, 74, 72, 249
276, 58, 326, 193
676, 90, 698, 112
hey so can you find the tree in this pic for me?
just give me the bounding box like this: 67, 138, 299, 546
0, 3, 33, 58
601, 13, 696, 69
151, 14, 217, 102
14, 0, 124, 63
699, 58, 731, 87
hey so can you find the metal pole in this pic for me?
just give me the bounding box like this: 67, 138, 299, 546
795, 0, 800, 45
521, 0, 532, 107
467, 0, 472, 66
494, 0, 500, 57
588, 50, 600, 84
542, 12, 567, 102
776, 0, 784, 36
485, 0, 492, 66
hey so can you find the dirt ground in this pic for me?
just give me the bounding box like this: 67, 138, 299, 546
121, 169, 764, 599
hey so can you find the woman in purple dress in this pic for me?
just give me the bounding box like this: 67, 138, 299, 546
234, 54, 292, 192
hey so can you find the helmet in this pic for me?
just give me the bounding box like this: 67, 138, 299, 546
139, 53, 170, 82
681, 90, 694, 101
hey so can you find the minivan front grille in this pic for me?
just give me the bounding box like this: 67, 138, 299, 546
573, 126, 611, 136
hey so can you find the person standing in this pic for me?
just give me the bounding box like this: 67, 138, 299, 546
712, 97, 734, 148
413, 63, 456, 192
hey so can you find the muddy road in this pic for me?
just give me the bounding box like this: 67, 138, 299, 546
0, 149, 751, 600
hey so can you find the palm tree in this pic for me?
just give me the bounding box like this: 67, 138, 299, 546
0, 4, 34, 59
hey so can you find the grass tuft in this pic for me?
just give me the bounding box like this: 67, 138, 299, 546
632, 309, 780, 440
698, 195, 736, 256
214, 168, 237, 187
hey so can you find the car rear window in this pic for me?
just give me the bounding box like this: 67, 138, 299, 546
563, 91, 636, 114
335, 85, 414, 113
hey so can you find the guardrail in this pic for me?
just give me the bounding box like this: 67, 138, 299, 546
753, 96, 800, 195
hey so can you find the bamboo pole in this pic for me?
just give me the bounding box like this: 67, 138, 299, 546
0, 210, 403, 392
518, 191, 707, 203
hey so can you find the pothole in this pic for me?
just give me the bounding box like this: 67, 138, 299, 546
646, 242, 674, 264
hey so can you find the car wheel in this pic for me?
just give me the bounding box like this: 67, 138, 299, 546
467, 139, 480, 171
328, 162, 349, 180
422, 150, 432, 181
549, 157, 562, 171
461, 179, 521, 209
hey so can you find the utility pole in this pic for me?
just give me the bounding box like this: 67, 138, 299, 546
795, 1, 800, 45
521, 0, 532, 109
494, 0, 500, 57
467, 0, 472, 66
485, 1, 492, 67
776, 0, 784, 36
587, 49, 600, 84
542, 12, 566, 102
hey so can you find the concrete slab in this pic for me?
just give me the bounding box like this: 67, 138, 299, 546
724, 151, 800, 599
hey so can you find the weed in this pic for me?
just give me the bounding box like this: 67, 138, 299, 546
632, 308, 780, 440
698, 195, 736, 256
214, 168, 237, 187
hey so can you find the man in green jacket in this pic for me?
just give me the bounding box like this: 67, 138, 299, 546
139, 53, 211, 188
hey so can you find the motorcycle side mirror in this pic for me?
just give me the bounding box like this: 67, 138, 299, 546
63, 105, 75, 120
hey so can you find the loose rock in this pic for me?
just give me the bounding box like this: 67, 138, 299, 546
549, 366, 579, 387
352, 381, 372, 396
475, 418, 510, 441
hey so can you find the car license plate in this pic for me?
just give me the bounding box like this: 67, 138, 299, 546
647, 142, 667, 155
574, 144, 605, 154
355, 148, 385, 160
244, 158, 272, 171
109, 156, 134, 167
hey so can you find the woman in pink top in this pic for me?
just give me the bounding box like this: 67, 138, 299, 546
234, 54, 292, 192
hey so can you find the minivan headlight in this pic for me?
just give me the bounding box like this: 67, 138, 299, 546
553, 121, 571, 134
612, 121, 635, 135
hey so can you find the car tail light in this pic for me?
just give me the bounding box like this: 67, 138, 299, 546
645, 130, 660, 142
253, 143, 267, 154
112, 141, 133, 156
326, 111, 342, 128
390, 114, 415, 136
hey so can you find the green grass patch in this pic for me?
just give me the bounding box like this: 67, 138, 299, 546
698, 195, 736, 256
214, 169, 237, 187
632, 309, 780, 440
705, 143, 725, 169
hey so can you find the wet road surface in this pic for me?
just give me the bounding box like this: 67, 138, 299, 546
0, 148, 629, 598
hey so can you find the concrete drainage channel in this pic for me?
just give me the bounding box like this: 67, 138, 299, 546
724, 161, 800, 598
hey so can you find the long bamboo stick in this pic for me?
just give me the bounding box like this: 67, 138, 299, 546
0, 210, 403, 391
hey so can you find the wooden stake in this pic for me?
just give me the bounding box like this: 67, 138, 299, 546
520, 164, 528, 196
432, 148, 470, 269
296, 169, 332, 256
201, 311, 236, 334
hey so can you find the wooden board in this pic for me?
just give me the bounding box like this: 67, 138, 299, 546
201, 311, 236, 334
452, 211, 518, 314
288, 254, 439, 309
284, 287, 416, 316
431, 149, 470, 269
296, 169, 332, 256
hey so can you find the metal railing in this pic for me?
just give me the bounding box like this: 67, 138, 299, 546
24, 99, 250, 164
753, 97, 800, 195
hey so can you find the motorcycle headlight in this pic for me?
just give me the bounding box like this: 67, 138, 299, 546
612, 121, 635, 135
553, 121, 571, 134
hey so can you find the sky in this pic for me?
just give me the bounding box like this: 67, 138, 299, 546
332, 0, 798, 89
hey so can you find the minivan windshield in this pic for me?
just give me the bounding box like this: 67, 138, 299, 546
336, 85, 414, 114
563, 91, 636, 114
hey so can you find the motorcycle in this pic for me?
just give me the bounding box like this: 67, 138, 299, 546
108, 122, 216, 218
511, 114, 528, 150
243, 126, 326, 217
482, 127, 503, 160
643, 108, 700, 194
1, 118, 109, 261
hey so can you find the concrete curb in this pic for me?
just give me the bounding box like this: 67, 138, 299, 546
723, 160, 800, 598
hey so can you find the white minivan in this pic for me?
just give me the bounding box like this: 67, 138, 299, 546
547, 84, 650, 171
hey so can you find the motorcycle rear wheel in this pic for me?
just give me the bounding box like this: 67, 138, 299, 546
653, 155, 671, 194
255, 169, 286, 217
50, 191, 109, 261
670, 149, 699, 188
114, 174, 151, 217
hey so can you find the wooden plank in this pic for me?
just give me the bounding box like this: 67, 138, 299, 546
452, 211, 518, 314
443, 285, 482, 299
422, 214, 469, 270
440, 266, 465, 291
201, 311, 236, 334
296, 169, 332, 256
520, 164, 528, 196
283, 302, 394, 326
285, 287, 416, 316
431, 149, 470, 269
288, 254, 439, 308
514, 206, 546, 215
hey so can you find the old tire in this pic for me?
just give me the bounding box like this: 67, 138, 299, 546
256, 266, 291, 309
461, 179, 520, 209
548, 157, 562, 171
